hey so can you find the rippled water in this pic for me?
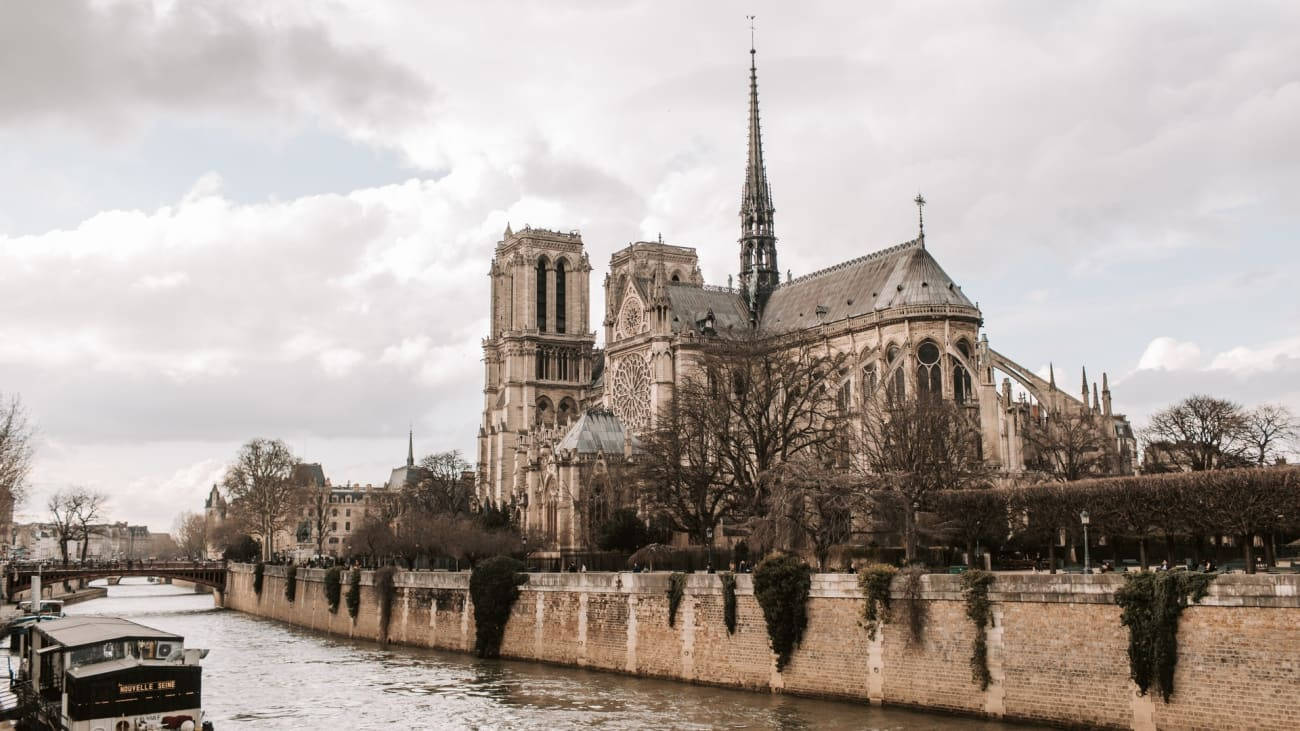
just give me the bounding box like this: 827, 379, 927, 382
65, 579, 1038, 730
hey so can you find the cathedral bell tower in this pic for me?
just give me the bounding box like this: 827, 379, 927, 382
737, 43, 779, 322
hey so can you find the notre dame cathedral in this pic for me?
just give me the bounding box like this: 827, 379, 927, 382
477, 47, 1137, 552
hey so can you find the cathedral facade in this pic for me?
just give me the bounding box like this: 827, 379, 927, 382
477, 47, 1136, 551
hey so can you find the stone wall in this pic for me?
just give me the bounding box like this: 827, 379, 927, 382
223, 566, 1300, 730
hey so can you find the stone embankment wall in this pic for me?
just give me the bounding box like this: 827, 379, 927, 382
223, 565, 1300, 730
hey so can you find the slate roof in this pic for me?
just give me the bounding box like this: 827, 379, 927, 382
556, 409, 638, 454
759, 238, 976, 332
665, 284, 750, 335
292, 463, 326, 487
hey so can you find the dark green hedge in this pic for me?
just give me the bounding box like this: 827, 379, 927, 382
253, 562, 265, 597
753, 554, 812, 672
346, 569, 361, 620
324, 567, 342, 613
376, 567, 398, 644
284, 565, 298, 603
469, 556, 528, 658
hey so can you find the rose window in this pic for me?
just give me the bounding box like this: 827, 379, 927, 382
611, 353, 651, 433
619, 296, 643, 338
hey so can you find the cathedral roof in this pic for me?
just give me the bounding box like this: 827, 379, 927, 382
556, 409, 638, 454
758, 239, 977, 332
665, 284, 750, 335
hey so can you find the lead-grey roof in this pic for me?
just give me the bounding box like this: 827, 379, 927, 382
759, 238, 976, 332
556, 409, 639, 454
38, 616, 181, 650
665, 285, 750, 335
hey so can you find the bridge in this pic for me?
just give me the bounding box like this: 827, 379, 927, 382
5, 560, 227, 598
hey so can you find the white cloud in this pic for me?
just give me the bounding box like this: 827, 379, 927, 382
1137, 337, 1202, 371
1208, 336, 1300, 374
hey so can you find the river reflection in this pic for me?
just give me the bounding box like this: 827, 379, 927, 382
67, 579, 1041, 730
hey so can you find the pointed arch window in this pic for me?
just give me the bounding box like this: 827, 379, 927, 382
862, 363, 877, 401
887, 345, 905, 401
535, 257, 548, 331
917, 341, 942, 399
555, 259, 567, 334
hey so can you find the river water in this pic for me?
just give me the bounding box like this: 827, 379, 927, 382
65, 579, 1038, 730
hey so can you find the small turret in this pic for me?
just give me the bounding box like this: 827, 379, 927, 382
1048, 362, 1056, 390
1102, 372, 1113, 416
1081, 367, 1089, 410
1092, 382, 1100, 413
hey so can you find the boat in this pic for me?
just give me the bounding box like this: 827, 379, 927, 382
10, 615, 213, 731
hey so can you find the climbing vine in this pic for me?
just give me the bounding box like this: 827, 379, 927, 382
324, 566, 342, 613
345, 569, 361, 619
719, 572, 738, 635
375, 567, 398, 644
667, 572, 687, 628
858, 564, 897, 640
469, 556, 528, 658
284, 565, 298, 603
961, 569, 995, 690
253, 561, 265, 597
1114, 571, 1215, 702
752, 554, 812, 672
899, 566, 928, 646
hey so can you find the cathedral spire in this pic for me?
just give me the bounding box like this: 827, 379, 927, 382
407, 428, 414, 468
738, 22, 778, 321
1048, 362, 1056, 389
1080, 367, 1089, 409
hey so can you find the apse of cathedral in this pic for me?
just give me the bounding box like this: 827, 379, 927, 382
477, 46, 1137, 552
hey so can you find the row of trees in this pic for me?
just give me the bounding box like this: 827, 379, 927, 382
1143, 396, 1296, 471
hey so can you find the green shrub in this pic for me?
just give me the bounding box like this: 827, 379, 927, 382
345, 569, 361, 620
253, 562, 265, 597
375, 567, 398, 644
961, 569, 995, 690
858, 564, 897, 640
719, 572, 738, 635
667, 572, 687, 628
469, 556, 528, 658
324, 567, 342, 613
284, 565, 298, 603
752, 554, 812, 672
899, 566, 928, 646
1114, 571, 1214, 702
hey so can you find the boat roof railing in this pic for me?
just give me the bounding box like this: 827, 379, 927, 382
34, 617, 181, 651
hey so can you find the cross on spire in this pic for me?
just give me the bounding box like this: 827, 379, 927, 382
915, 193, 926, 243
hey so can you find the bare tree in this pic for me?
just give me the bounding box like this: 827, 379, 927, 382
858, 394, 991, 563
409, 450, 473, 516
1024, 408, 1113, 481
174, 512, 208, 559
1242, 404, 1298, 467
222, 438, 304, 560
1143, 395, 1249, 471
753, 456, 859, 571
302, 486, 333, 557
0, 393, 36, 516
47, 490, 83, 566
638, 377, 736, 544
73, 491, 107, 562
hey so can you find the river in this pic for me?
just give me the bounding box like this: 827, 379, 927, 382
65, 579, 1039, 730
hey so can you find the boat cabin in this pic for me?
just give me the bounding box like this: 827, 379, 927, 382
18, 616, 209, 731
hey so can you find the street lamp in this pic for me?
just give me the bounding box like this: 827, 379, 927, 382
1079, 510, 1091, 575
706, 527, 714, 573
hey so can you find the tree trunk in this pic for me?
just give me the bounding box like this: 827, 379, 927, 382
1164, 535, 1176, 567
965, 539, 976, 567
1138, 538, 1148, 571
1047, 541, 1057, 574
1264, 533, 1277, 568
903, 505, 916, 564
1244, 534, 1256, 574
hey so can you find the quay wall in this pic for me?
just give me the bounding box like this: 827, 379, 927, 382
222, 565, 1300, 730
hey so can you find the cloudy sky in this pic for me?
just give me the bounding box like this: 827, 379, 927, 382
3, 1, 1298, 531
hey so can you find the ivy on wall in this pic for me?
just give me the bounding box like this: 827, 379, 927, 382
469, 556, 528, 658
719, 572, 738, 635
899, 566, 928, 646
667, 572, 687, 628
858, 564, 897, 641
345, 569, 361, 620
960, 570, 995, 690
1114, 571, 1215, 702
376, 567, 398, 644
253, 562, 265, 597
284, 565, 298, 603
324, 567, 342, 613
753, 554, 812, 672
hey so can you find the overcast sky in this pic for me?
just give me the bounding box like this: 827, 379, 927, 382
3, 1, 1298, 531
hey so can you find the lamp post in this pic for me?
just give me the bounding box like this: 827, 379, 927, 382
1080, 510, 1091, 575
706, 527, 714, 573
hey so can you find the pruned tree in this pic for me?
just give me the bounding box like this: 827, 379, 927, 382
1024, 408, 1113, 481
174, 512, 208, 559
1143, 395, 1249, 472
222, 438, 304, 560
409, 450, 473, 517
930, 488, 1011, 567
304, 486, 332, 557
0, 392, 35, 518
859, 394, 992, 562
1242, 404, 1297, 467
345, 514, 397, 565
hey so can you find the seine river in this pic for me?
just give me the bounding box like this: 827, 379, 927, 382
68, 579, 1038, 730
